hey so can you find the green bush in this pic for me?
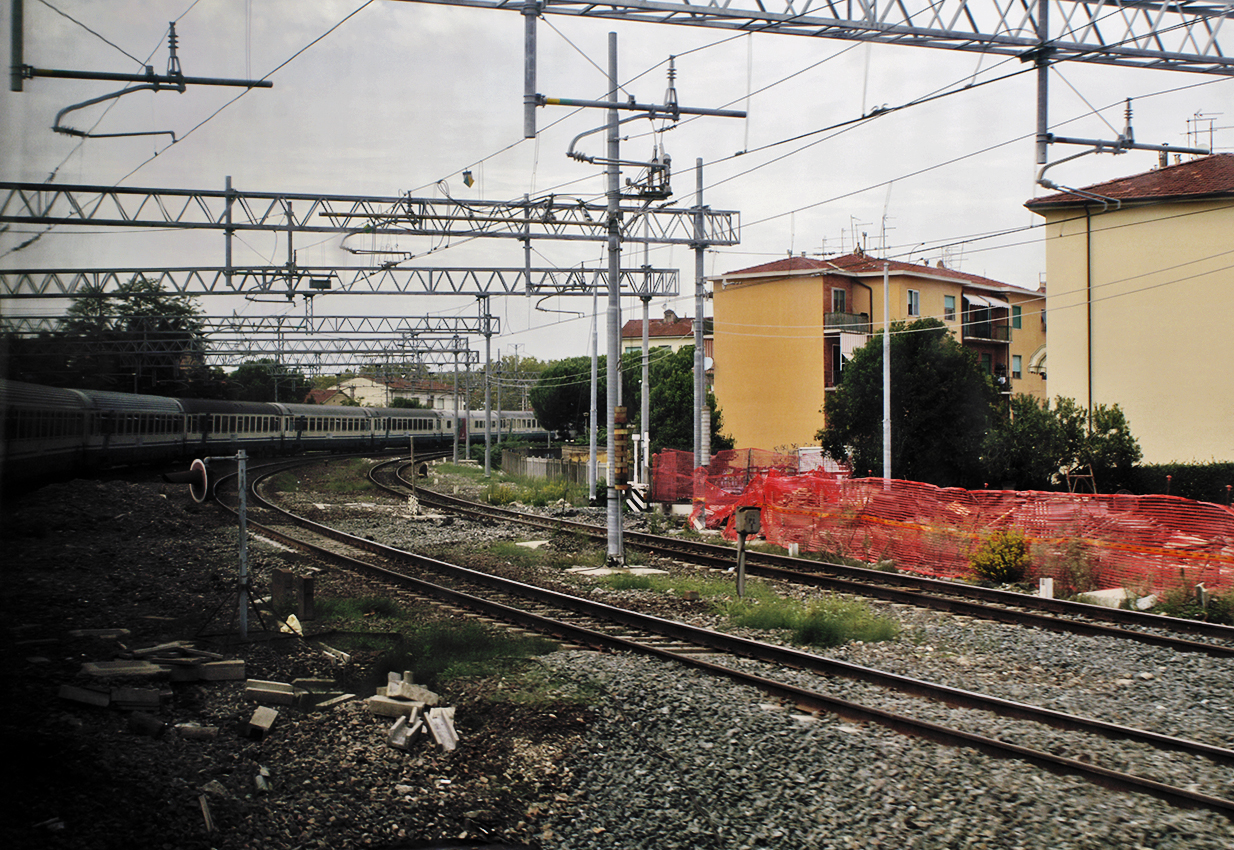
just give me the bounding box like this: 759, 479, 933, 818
969, 530, 1032, 584
1153, 585, 1234, 625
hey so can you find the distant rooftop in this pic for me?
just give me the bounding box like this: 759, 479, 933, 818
717, 252, 1027, 293
1026, 153, 1234, 209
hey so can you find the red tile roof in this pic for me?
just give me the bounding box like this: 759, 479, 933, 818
718, 252, 1022, 293
619, 316, 700, 339
1026, 153, 1234, 209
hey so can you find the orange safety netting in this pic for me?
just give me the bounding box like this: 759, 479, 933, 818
651, 449, 1234, 595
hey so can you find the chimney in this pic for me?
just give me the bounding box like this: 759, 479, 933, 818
663, 308, 678, 324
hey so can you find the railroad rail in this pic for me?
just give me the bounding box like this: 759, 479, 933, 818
194, 455, 1234, 818
370, 460, 1234, 658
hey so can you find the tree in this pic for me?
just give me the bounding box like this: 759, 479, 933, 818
389, 397, 426, 409
983, 395, 1142, 492
982, 394, 1067, 490
817, 318, 997, 488
620, 346, 734, 454
55, 276, 211, 394
529, 356, 600, 437
227, 360, 312, 403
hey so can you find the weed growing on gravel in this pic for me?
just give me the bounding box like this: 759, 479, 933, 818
489, 541, 546, 567
486, 660, 604, 708
318, 595, 407, 622
268, 471, 300, 492
722, 592, 899, 648
317, 459, 375, 494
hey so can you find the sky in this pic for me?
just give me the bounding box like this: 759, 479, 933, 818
2, 0, 1231, 367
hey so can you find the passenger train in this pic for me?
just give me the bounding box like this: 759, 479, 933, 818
0, 378, 547, 490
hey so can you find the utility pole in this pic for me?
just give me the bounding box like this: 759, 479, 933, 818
604, 32, 623, 565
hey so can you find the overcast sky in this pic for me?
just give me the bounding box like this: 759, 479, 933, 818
3, 1, 1230, 365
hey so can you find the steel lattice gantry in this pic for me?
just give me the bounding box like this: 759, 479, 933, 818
0, 265, 680, 298
0, 314, 500, 336
0, 182, 739, 246
5, 331, 481, 369
402, 0, 1234, 75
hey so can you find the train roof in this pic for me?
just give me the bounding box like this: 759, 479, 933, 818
273, 402, 380, 417
177, 398, 282, 415
79, 388, 184, 414
0, 378, 91, 409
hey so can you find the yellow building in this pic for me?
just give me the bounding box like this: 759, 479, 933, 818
710, 252, 1046, 452
1025, 153, 1234, 464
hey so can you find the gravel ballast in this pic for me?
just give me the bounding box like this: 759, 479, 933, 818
4, 468, 1233, 849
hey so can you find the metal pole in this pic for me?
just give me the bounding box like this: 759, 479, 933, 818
640, 293, 651, 486
523, 0, 538, 139
694, 159, 706, 471
452, 347, 459, 463
236, 450, 249, 640
224, 175, 234, 287
736, 531, 748, 598
10, 0, 23, 92
604, 31, 624, 565
1035, 0, 1050, 165
882, 262, 891, 490
589, 287, 598, 503
482, 296, 492, 477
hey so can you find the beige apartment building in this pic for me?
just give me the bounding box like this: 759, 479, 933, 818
1026, 153, 1234, 464
710, 252, 1046, 452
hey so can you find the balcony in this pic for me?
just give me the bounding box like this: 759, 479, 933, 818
825, 368, 843, 389
825, 311, 871, 334
963, 321, 1010, 342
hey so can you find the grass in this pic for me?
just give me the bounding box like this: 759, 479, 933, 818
315, 594, 559, 690
267, 471, 300, 493
317, 458, 375, 494
597, 571, 900, 649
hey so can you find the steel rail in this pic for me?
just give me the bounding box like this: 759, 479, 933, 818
200, 455, 1234, 818
395, 477, 1234, 655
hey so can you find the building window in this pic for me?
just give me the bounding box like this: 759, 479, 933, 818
980, 353, 992, 373
1012, 305, 1022, 329
832, 288, 846, 313
907, 289, 920, 317
944, 295, 956, 321
1012, 355, 1022, 379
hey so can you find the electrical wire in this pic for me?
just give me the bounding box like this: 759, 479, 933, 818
35, 0, 147, 66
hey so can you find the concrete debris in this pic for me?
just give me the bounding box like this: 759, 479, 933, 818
81, 660, 168, 678
254, 765, 272, 795
369, 671, 440, 717
386, 713, 424, 751
174, 723, 219, 740
59, 683, 110, 708
111, 686, 164, 710
198, 795, 215, 833
245, 679, 302, 706
426, 706, 458, 751
68, 628, 131, 640
366, 694, 426, 718
246, 706, 279, 740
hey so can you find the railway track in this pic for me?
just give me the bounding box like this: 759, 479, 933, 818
193, 454, 1234, 820
367, 459, 1234, 659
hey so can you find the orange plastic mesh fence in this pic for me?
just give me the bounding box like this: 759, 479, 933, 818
652, 450, 1234, 595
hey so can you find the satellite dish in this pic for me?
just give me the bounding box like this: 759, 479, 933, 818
703, 357, 714, 370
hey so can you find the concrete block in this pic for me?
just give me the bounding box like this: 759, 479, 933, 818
175, 723, 219, 740
59, 683, 110, 708
271, 569, 293, 610
1038, 577, 1054, 599
389, 680, 440, 705
365, 694, 426, 718
291, 678, 337, 693
1077, 587, 1129, 608
81, 660, 168, 678
69, 628, 131, 640
245, 679, 299, 706
386, 714, 423, 751
111, 686, 162, 710
295, 574, 316, 621
313, 693, 356, 711
199, 660, 245, 681
246, 706, 279, 739
426, 706, 458, 751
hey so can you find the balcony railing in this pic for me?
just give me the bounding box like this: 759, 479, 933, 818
825, 312, 871, 334
963, 321, 1010, 342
